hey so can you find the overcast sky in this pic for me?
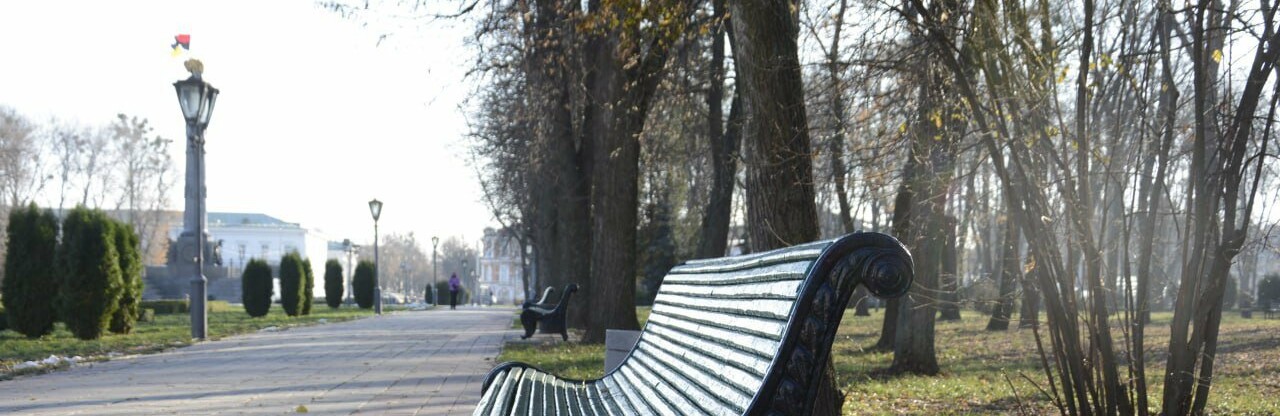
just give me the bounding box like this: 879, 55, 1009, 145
0, 0, 493, 247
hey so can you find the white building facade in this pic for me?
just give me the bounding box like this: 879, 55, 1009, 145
477, 227, 525, 305
167, 212, 355, 299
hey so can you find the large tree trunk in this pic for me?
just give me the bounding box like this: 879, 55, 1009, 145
696, 0, 740, 259
725, 0, 833, 411
826, 0, 856, 234
580, 1, 694, 344
581, 23, 642, 343
986, 213, 1019, 331
729, 0, 820, 253
524, 0, 589, 331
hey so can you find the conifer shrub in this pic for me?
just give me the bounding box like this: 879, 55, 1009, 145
324, 259, 343, 309
1, 203, 60, 338
301, 259, 314, 315
57, 207, 123, 340
1260, 274, 1280, 308
109, 220, 144, 334
353, 260, 376, 309
279, 253, 305, 316
241, 259, 273, 317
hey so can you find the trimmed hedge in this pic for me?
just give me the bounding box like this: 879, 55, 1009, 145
109, 220, 144, 334
302, 259, 314, 315
279, 253, 305, 316
434, 281, 471, 306
353, 260, 376, 309
242, 259, 273, 317
324, 259, 344, 309
1, 203, 60, 338
140, 299, 189, 315
57, 207, 124, 340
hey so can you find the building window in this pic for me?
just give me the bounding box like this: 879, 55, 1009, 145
261, 243, 270, 259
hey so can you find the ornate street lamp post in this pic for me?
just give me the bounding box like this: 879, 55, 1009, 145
431, 236, 439, 305
174, 60, 219, 340
369, 199, 383, 315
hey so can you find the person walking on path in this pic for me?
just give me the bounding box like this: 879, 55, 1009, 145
449, 273, 461, 310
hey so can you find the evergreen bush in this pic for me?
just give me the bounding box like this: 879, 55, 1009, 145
241, 259, 273, 317
1, 203, 60, 338
324, 259, 343, 309
1259, 274, 1280, 307
301, 259, 314, 315
434, 281, 471, 305
109, 220, 144, 334
56, 207, 124, 340
353, 260, 376, 309
279, 253, 305, 316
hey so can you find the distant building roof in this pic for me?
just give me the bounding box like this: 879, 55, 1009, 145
207, 212, 301, 229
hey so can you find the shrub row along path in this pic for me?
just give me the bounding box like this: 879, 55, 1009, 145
0, 307, 516, 415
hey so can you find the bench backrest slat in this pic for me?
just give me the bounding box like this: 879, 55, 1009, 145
606, 249, 820, 415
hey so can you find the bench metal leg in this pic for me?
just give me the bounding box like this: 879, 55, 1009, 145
520, 310, 539, 339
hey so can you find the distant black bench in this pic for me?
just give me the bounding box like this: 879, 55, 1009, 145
1265, 301, 1279, 319
520, 284, 579, 341
476, 232, 914, 415
522, 286, 556, 310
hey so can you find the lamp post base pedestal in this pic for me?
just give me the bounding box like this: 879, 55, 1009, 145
191, 276, 207, 339
374, 287, 382, 315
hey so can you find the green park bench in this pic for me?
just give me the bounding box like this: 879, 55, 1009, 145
473, 232, 914, 415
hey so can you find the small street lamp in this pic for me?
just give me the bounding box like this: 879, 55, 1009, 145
431, 236, 439, 305
174, 59, 219, 340
369, 199, 383, 315
343, 239, 357, 303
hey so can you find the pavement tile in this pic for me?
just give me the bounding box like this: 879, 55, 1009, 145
0, 307, 516, 415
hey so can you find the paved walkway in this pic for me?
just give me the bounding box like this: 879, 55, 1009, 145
0, 307, 518, 415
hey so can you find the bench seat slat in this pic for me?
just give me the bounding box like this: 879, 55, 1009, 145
657, 279, 803, 300
601, 374, 640, 415
616, 365, 677, 416
627, 353, 702, 415
582, 380, 613, 416
641, 326, 765, 393
608, 371, 656, 416
662, 261, 811, 285
672, 243, 828, 274
651, 304, 786, 342
631, 345, 746, 415
511, 369, 534, 416
644, 322, 769, 378
635, 336, 761, 399
646, 313, 779, 359
475, 368, 509, 415
656, 293, 796, 321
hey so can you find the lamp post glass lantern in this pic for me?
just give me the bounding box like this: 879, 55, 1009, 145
174, 68, 219, 340
431, 236, 439, 305
369, 199, 383, 315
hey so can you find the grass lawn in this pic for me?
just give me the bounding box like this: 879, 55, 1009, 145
0, 302, 377, 379
498, 308, 1280, 415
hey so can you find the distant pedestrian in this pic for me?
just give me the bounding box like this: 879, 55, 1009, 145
449, 273, 461, 310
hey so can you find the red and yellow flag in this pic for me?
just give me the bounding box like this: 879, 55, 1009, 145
171, 34, 190, 57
